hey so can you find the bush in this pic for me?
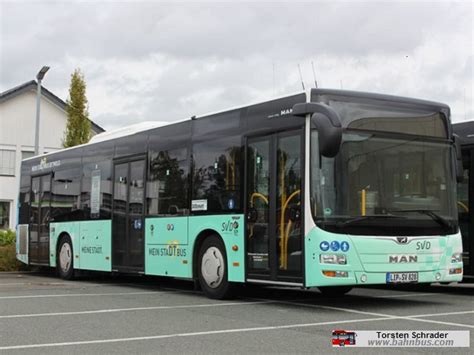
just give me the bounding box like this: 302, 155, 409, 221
0, 229, 16, 246
0, 229, 27, 271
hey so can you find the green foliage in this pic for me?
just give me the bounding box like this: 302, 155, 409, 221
0, 229, 24, 271
63, 68, 92, 148
0, 244, 25, 271
0, 229, 15, 246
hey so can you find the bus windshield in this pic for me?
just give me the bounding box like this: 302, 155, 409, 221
311, 130, 458, 236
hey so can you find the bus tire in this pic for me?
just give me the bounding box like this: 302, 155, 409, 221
198, 234, 233, 299
57, 235, 75, 280
318, 286, 352, 296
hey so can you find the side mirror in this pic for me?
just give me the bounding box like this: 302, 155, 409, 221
312, 111, 342, 157
453, 134, 464, 183
292, 102, 342, 158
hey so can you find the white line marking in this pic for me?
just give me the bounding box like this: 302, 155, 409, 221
374, 292, 434, 298
253, 298, 474, 329
403, 310, 474, 328
256, 298, 398, 319
400, 316, 474, 329
0, 281, 160, 289
0, 282, 76, 287
410, 310, 474, 318
0, 316, 393, 350
0, 300, 272, 319
0, 282, 67, 286
0, 291, 164, 300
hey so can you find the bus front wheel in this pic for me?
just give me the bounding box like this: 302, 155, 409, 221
57, 235, 75, 280
198, 235, 233, 299
318, 286, 353, 297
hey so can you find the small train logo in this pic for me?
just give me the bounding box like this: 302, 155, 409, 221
167, 224, 175, 231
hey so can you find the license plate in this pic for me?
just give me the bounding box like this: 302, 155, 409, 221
386, 272, 418, 283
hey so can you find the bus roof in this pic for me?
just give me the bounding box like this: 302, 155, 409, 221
23, 88, 454, 163
23, 90, 305, 162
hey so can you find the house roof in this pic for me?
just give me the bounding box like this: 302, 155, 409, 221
0, 80, 105, 133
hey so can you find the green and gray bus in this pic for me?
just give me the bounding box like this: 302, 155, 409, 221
16, 89, 464, 298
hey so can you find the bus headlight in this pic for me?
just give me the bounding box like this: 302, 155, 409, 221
451, 253, 462, 263
449, 267, 462, 275
320, 254, 347, 265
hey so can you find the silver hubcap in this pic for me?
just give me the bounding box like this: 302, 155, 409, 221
59, 242, 72, 273
201, 246, 225, 288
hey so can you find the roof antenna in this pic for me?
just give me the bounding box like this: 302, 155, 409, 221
311, 61, 318, 88
297, 64, 305, 91
272, 61, 276, 95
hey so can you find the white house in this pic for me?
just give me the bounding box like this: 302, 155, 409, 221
0, 80, 104, 230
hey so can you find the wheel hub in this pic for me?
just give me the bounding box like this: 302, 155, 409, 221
201, 246, 224, 288
59, 243, 72, 273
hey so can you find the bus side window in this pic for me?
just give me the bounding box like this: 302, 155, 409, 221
81, 161, 112, 220
191, 136, 241, 213
147, 148, 188, 216
51, 168, 81, 222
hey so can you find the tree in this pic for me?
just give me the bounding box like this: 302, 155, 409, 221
63, 68, 91, 148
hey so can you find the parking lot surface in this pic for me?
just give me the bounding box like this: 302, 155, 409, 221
0, 271, 472, 354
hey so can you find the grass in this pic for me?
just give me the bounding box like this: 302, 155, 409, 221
0, 230, 28, 272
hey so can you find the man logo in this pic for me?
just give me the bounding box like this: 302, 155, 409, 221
389, 255, 417, 263
396, 237, 408, 244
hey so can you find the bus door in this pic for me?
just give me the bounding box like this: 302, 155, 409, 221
29, 174, 51, 265
112, 157, 146, 272
246, 130, 304, 283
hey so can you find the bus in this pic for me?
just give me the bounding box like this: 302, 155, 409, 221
16, 89, 464, 299
453, 121, 474, 277
332, 330, 356, 346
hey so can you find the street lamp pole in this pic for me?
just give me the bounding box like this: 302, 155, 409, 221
34, 66, 50, 156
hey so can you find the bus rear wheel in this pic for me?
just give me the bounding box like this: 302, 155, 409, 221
318, 286, 352, 297
57, 235, 75, 280
198, 235, 233, 299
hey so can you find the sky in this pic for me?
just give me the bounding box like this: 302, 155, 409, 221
0, 0, 472, 131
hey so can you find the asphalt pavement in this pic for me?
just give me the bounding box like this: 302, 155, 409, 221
0, 271, 472, 354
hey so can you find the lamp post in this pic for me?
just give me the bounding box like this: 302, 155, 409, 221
34, 66, 50, 156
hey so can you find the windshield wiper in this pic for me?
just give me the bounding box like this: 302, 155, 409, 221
336, 214, 406, 227
389, 209, 452, 229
